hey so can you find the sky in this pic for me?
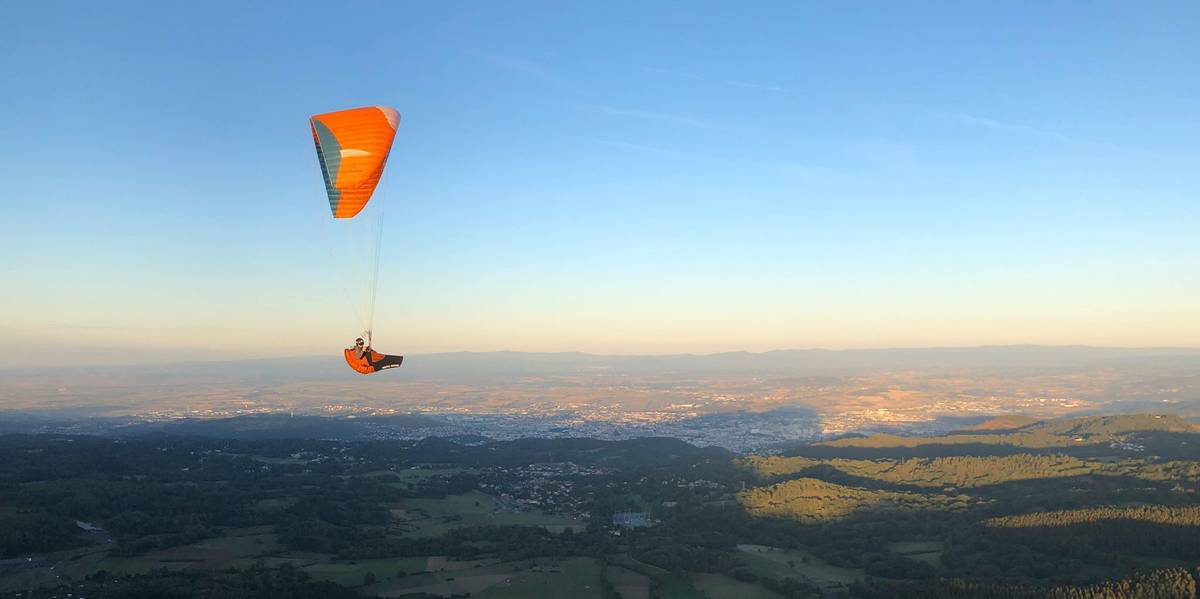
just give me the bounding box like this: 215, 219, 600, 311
1, 1, 1198, 366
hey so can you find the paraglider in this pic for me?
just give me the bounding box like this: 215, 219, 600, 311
344, 337, 403, 374
310, 106, 404, 374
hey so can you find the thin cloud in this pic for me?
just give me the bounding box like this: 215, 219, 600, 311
48, 322, 130, 331
639, 66, 704, 81
776, 162, 837, 182
481, 52, 579, 94
588, 104, 724, 130
725, 80, 785, 92
580, 137, 717, 162
944, 112, 1072, 143
641, 66, 785, 93
844, 138, 916, 163
580, 137, 834, 181
937, 111, 1117, 149
485, 53, 552, 77
585, 104, 760, 135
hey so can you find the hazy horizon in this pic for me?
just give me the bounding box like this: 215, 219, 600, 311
5, 345, 1198, 437
3, 342, 1200, 370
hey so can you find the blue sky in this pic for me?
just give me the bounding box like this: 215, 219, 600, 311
2, 1, 1198, 365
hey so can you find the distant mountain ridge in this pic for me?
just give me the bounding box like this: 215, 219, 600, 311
5, 344, 1199, 379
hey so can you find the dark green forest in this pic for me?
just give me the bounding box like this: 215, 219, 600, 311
3, 414, 1200, 598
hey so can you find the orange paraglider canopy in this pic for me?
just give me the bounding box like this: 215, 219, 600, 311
310, 106, 400, 219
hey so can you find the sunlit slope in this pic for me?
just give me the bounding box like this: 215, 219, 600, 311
817, 414, 1199, 450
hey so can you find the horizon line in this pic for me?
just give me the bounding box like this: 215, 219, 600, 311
4, 343, 1200, 373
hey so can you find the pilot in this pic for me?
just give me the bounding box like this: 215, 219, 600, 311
352, 337, 369, 360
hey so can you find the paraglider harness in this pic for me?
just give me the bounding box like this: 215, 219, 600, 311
346, 335, 403, 374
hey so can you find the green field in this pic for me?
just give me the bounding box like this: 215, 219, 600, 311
72, 527, 284, 577
0, 528, 285, 592
148, 527, 280, 564
606, 565, 652, 599
364, 557, 603, 598
250, 455, 308, 465
609, 555, 706, 599
689, 572, 785, 599
377, 466, 479, 488
301, 557, 433, 587
0, 525, 514, 596
887, 540, 944, 567
735, 544, 863, 592
393, 491, 582, 537
0, 489, 583, 596
477, 557, 603, 599
404, 490, 499, 516
0, 546, 117, 592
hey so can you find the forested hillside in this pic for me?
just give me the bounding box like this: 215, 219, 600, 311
4, 413, 1200, 598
